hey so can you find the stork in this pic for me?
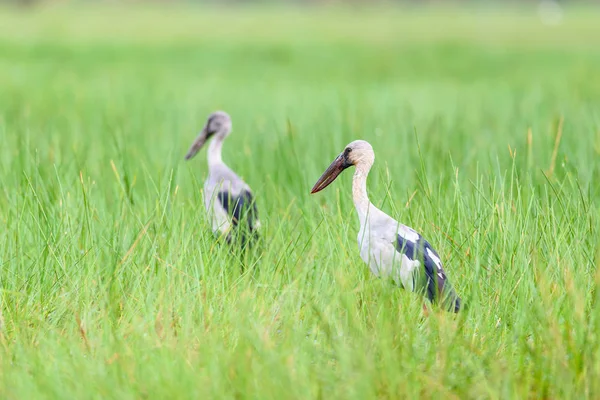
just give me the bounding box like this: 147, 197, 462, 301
185, 111, 259, 246
311, 140, 461, 312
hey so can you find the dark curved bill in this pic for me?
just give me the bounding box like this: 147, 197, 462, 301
184, 126, 209, 160
310, 154, 348, 194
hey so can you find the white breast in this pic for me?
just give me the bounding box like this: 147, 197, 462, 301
357, 209, 421, 292
203, 178, 232, 236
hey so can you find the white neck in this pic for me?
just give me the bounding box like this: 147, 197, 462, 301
207, 135, 224, 167
352, 162, 372, 222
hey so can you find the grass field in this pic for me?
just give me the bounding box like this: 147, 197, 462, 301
1, 4, 600, 398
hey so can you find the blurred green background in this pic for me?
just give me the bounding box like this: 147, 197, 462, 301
1, 1, 600, 398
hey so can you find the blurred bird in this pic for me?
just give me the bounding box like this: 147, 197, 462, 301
185, 111, 259, 247
311, 140, 461, 312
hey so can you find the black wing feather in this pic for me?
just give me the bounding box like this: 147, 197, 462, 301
217, 190, 259, 246
395, 234, 461, 312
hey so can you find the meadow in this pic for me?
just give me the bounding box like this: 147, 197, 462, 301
1, 4, 600, 398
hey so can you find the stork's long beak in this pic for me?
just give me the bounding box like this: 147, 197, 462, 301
184, 126, 210, 160
311, 153, 351, 194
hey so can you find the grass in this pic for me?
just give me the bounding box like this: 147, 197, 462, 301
1, 3, 600, 398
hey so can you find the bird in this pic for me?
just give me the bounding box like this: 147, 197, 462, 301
185, 111, 260, 247
311, 140, 461, 312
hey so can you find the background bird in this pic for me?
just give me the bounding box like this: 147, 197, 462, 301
185, 111, 260, 247
311, 140, 461, 312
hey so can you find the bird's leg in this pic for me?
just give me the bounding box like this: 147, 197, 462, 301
422, 302, 430, 317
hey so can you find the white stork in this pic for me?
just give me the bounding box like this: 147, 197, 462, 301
311, 140, 461, 312
185, 111, 259, 246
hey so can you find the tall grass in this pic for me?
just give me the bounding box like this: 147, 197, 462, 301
1, 4, 599, 398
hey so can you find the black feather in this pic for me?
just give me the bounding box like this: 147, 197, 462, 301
217, 190, 259, 247
395, 234, 461, 312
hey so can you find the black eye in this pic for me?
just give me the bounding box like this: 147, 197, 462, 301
344, 148, 352, 155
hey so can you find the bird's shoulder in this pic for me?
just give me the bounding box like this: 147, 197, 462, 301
207, 164, 251, 195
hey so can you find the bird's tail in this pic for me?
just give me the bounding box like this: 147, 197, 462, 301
421, 272, 462, 313
439, 284, 462, 313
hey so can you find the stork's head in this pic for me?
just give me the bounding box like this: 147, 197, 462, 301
185, 111, 232, 160
311, 140, 374, 194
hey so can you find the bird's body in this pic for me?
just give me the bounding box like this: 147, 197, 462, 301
185, 111, 259, 246
311, 140, 461, 312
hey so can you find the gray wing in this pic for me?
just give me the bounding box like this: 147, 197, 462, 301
395, 232, 461, 312
208, 164, 259, 246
